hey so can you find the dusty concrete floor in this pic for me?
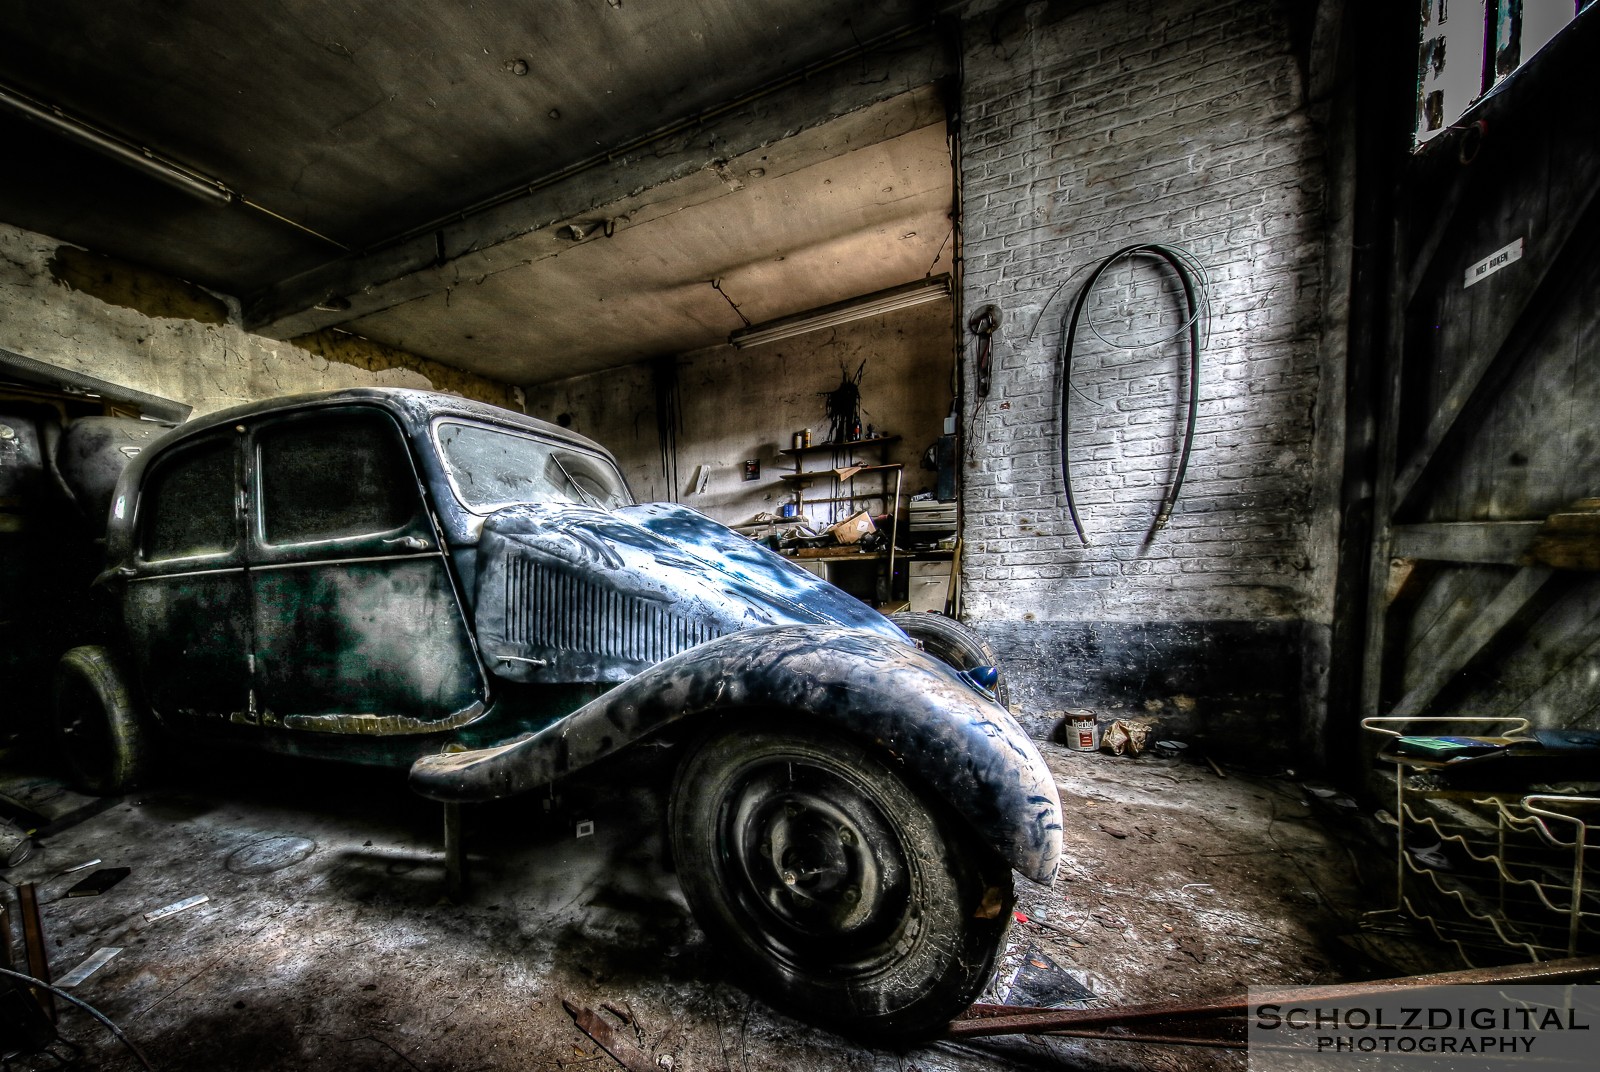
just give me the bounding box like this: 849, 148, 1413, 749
0, 734, 1435, 1072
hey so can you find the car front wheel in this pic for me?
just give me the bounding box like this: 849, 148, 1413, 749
669, 723, 1013, 1041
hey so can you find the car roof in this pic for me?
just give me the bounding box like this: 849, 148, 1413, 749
159, 387, 604, 453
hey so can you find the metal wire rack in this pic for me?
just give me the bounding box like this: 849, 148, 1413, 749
1362, 716, 1599, 965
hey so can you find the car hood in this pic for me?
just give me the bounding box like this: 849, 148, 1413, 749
472, 501, 905, 683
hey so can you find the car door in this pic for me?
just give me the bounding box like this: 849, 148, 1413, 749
123, 430, 252, 724
245, 406, 486, 735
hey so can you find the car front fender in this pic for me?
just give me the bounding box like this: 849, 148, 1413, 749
409, 625, 1062, 883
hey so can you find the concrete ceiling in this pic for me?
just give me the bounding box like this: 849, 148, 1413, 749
0, 1, 955, 386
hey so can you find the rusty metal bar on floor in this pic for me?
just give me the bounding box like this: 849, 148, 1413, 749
946, 954, 1600, 1046
17, 882, 54, 1023
564, 998, 657, 1072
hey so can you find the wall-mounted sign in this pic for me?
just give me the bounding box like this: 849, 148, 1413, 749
1464, 237, 1523, 288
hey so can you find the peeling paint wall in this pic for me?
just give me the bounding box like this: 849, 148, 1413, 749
0, 221, 516, 416
525, 301, 955, 530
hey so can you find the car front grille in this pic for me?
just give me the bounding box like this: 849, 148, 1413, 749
503, 555, 721, 663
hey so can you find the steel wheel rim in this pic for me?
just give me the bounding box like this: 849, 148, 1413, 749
716, 756, 916, 978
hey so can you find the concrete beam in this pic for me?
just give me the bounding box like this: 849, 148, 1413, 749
244, 34, 950, 339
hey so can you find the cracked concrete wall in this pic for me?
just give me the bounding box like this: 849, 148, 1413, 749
526, 300, 955, 531
1, 221, 516, 416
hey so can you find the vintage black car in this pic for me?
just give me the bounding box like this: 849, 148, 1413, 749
51, 387, 1062, 1039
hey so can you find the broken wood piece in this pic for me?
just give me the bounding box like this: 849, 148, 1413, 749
1206, 756, 1227, 779
563, 998, 657, 1072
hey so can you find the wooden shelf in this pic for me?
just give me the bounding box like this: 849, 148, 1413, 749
778, 435, 900, 458
798, 493, 892, 506
779, 463, 904, 484
787, 547, 886, 561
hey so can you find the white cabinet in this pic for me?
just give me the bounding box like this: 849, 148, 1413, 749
908, 559, 952, 613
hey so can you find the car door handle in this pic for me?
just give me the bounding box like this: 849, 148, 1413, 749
383, 536, 431, 551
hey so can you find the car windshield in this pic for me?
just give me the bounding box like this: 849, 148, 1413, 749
435, 420, 632, 513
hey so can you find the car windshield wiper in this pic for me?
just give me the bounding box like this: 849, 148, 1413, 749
551, 455, 601, 509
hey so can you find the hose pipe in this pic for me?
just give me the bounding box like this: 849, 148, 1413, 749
1058, 243, 1203, 546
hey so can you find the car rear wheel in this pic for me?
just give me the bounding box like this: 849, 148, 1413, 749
53, 646, 149, 795
669, 724, 1013, 1040
889, 610, 1011, 708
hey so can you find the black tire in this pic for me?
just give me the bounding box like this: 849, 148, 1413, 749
670, 724, 1014, 1040
53, 646, 149, 795
890, 610, 1011, 708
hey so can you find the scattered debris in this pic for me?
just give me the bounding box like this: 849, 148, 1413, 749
0, 817, 33, 867
66, 866, 131, 897
143, 894, 209, 923
1003, 948, 1094, 1008
56, 947, 121, 988
1101, 717, 1157, 756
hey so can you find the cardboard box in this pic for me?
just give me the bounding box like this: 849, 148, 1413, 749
829, 511, 876, 545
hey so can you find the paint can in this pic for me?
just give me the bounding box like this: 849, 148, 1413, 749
1065, 709, 1098, 752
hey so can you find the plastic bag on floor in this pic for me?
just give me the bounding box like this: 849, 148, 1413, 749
1100, 716, 1158, 756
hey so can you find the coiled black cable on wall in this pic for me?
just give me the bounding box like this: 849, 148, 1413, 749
1058, 243, 1206, 546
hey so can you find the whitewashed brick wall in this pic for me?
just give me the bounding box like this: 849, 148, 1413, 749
961, 0, 1327, 623
957, 0, 1335, 737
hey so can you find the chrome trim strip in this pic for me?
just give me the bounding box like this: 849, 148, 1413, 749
249, 552, 441, 572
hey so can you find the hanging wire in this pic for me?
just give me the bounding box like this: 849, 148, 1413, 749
1082, 244, 1213, 352
0, 966, 156, 1070
1058, 242, 1208, 546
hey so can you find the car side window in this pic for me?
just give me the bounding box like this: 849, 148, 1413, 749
142, 438, 237, 561
257, 411, 417, 545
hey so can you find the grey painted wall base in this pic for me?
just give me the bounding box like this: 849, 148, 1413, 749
982, 619, 1306, 760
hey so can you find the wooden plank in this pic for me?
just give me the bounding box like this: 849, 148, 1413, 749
1390, 522, 1542, 564
1391, 138, 1600, 515
1359, 195, 1413, 721
1402, 170, 1475, 304
1520, 629, 1600, 731
1443, 574, 1600, 721
1529, 508, 1600, 570
1401, 565, 1499, 691
1389, 566, 1555, 717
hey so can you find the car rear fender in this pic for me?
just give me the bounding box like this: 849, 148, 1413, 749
409, 625, 1062, 884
